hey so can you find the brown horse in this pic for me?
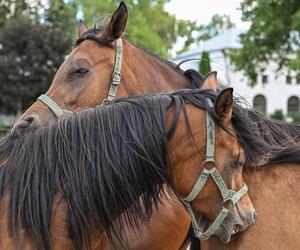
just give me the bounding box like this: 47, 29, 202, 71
200, 79, 300, 250
11, 2, 200, 135
0, 88, 256, 250
10, 2, 203, 249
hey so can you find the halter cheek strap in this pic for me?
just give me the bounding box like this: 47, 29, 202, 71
180, 101, 248, 241
37, 38, 123, 117
107, 38, 123, 102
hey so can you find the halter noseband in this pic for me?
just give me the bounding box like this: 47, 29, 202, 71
37, 38, 123, 117
180, 100, 248, 240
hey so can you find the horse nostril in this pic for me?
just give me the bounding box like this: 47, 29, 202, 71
252, 211, 257, 221
24, 115, 39, 127
11, 115, 40, 137
26, 116, 34, 123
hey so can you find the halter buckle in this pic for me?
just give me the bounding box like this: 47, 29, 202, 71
111, 72, 122, 85
101, 98, 108, 106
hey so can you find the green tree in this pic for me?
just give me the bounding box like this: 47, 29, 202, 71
43, 0, 78, 39
199, 51, 211, 75
0, 0, 42, 27
270, 109, 285, 121
230, 0, 300, 85
77, 0, 197, 57
0, 17, 72, 114
0, 0, 78, 38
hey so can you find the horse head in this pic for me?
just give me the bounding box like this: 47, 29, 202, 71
168, 75, 256, 242
11, 1, 192, 137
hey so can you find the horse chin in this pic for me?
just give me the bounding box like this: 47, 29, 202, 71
213, 206, 257, 243
214, 223, 235, 243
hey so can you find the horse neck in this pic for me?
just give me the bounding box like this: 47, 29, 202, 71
257, 116, 300, 144
122, 41, 191, 95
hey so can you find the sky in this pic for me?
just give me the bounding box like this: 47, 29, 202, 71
165, 0, 249, 29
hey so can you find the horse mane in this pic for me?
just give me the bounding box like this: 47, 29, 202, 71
226, 92, 300, 168
1, 90, 216, 250
242, 111, 300, 166
1, 89, 300, 249
76, 28, 203, 89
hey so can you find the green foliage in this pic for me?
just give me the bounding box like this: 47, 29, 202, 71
0, 0, 78, 38
0, 0, 77, 114
0, 0, 42, 28
199, 51, 211, 75
43, 0, 78, 39
288, 113, 300, 123
0, 121, 7, 129
270, 109, 285, 121
0, 17, 72, 114
231, 0, 300, 85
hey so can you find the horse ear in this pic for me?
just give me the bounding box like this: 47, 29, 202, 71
202, 71, 217, 91
103, 1, 128, 40
78, 21, 88, 37
214, 88, 233, 123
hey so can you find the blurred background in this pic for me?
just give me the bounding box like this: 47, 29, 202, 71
0, 0, 300, 128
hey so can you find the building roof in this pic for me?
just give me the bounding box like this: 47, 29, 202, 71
175, 28, 243, 60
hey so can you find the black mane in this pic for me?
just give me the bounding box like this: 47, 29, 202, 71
0, 92, 176, 250
1, 89, 300, 249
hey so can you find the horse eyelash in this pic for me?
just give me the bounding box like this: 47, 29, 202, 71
70, 68, 89, 76
234, 148, 242, 167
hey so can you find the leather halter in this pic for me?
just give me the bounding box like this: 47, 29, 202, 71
180, 100, 248, 240
37, 38, 123, 117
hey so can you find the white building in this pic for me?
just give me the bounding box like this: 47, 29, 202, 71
173, 28, 300, 117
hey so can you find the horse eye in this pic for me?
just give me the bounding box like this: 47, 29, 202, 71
73, 68, 89, 75
236, 161, 243, 168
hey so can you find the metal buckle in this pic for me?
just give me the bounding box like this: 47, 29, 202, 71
101, 99, 108, 106
111, 72, 122, 85
201, 158, 216, 168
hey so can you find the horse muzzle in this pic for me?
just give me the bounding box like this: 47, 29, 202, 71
214, 204, 257, 243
